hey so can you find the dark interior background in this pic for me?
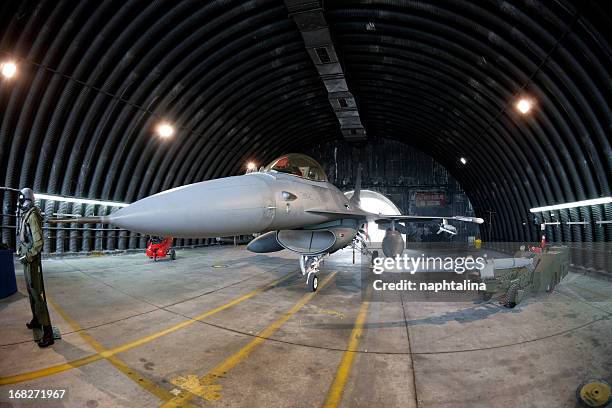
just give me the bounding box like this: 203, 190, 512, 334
309, 139, 480, 241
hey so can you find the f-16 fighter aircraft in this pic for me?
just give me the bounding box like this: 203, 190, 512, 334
52, 154, 483, 291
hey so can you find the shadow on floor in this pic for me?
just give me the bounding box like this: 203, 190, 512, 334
308, 302, 521, 330
0, 290, 27, 312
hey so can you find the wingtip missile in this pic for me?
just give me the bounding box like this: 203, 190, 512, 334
453, 216, 485, 224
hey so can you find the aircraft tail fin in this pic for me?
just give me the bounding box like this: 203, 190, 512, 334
349, 164, 362, 207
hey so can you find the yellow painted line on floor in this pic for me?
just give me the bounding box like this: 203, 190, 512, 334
0, 272, 294, 386
47, 297, 190, 405
0, 354, 103, 385
161, 272, 337, 408
322, 298, 370, 408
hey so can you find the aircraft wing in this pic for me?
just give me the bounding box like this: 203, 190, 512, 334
304, 208, 483, 224
305, 208, 369, 219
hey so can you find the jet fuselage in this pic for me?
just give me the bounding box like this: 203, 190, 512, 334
106, 172, 362, 238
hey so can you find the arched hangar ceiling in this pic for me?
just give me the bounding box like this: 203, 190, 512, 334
0, 0, 610, 245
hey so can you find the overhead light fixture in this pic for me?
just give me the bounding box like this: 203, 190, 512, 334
35, 193, 129, 207
0, 61, 17, 78
530, 197, 612, 213
156, 122, 174, 138
516, 98, 533, 114
246, 162, 257, 171
460, 157, 467, 165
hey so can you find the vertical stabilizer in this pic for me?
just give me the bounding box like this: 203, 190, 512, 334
349, 164, 362, 207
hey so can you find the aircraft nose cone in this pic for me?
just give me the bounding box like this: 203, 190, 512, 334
109, 175, 275, 237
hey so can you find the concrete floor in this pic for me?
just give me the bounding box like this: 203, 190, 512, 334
0, 246, 610, 408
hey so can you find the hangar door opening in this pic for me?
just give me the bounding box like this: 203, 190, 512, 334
344, 190, 401, 243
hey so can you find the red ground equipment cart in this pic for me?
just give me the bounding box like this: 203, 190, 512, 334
146, 236, 176, 261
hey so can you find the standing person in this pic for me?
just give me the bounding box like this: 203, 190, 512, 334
16, 188, 54, 347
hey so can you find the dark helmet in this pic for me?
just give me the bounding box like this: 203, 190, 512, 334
18, 188, 35, 210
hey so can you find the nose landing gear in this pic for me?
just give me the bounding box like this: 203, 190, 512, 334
300, 255, 324, 292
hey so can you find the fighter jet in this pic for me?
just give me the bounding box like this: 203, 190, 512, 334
51, 154, 483, 291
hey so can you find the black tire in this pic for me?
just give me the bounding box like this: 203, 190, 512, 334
154, 255, 158, 262
170, 249, 176, 260
307, 273, 318, 292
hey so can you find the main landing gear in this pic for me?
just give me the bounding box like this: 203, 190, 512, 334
300, 255, 324, 292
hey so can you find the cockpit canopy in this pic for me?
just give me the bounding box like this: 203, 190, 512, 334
264, 153, 328, 182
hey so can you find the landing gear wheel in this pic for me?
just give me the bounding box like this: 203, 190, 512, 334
576, 379, 611, 407
170, 249, 176, 260
153, 255, 158, 262
307, 272, 318, 292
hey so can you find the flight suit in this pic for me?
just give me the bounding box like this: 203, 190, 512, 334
17, 206, 51, 329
